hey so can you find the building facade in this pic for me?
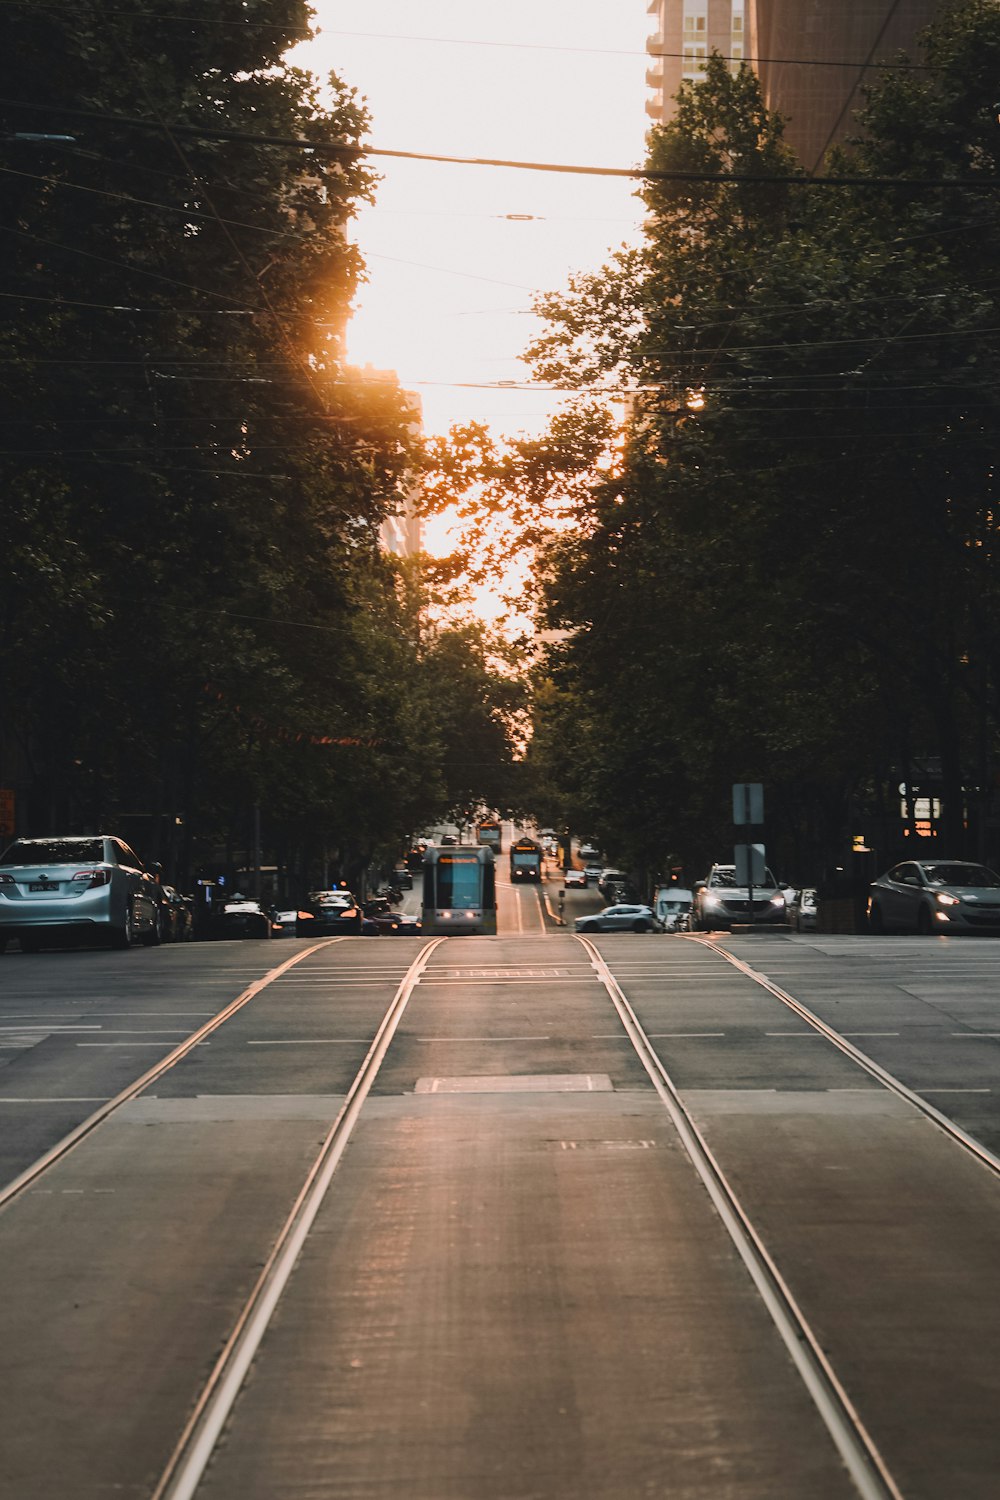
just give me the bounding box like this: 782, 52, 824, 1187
748, 0, 942, 170
646, 0, 940, 168
645, 0, 746, 122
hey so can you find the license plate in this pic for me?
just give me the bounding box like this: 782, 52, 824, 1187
28, 881, 58, 892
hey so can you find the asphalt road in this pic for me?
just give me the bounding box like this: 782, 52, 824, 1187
3, 881, 1000, 1498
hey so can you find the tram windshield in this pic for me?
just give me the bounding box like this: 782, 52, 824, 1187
433, 853, 494, 909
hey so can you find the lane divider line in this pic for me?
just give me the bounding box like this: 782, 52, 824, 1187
0, 939, 347, 1215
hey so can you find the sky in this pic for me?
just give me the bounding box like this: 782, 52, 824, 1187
290, 3, 653, 443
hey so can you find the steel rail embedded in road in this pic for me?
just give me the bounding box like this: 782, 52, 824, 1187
0, 937, 348, 1214
687, 934, 1000, 1180
150, 937, 445, 1500
577, 934, 905, 1500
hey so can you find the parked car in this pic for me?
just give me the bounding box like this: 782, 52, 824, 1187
868, 860, 1000, 934
299, 890, 364, 935
690, 863, 786, 931
209, 898, 274, 939
564, 868, 587, 889
157, 884, 195, 942
786, 888, 818, 932
575, 904, 662, 934
273, 907, 309, 936
0, 834, 162, 952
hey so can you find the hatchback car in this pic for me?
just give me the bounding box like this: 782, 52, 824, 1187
868, 860, 1000, 934
574, 904, 661, 934
0, 834, 162, 952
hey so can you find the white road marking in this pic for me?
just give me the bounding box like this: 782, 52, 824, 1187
647, 1032, 727, 1038
246, 1039, 371, 1045
415, 1035, 550, 1042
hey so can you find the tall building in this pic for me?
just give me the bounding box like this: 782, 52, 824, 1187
645, 0, 746, 123
646, 0, 940, 169
748, 1, 941, 170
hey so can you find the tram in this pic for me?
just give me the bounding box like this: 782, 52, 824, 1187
421, 844, 497, 934
509, 837, 543, 882
476, 818, 503, 854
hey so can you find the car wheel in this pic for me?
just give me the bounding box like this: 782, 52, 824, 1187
111, 905, 134, 949
141, 909, 163, 947
868, 903, 884, 934
917, 904, 933, 936
632, 920, 650, 933
577, 921, 596, 933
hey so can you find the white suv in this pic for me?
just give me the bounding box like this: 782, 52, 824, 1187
690, 864, 786, 931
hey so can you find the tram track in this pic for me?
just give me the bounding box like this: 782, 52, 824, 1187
0, 938, 347, 1211
6, 929, 998, 1498
576, 933, 904, 1500
149, 936, 444, 1500
683, 934, 1000, 1179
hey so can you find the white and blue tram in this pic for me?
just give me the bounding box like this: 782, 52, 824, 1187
421, 845, 497, 934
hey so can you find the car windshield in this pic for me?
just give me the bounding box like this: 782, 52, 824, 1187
921, 863, 1000, 889
0, 838, 104, 865
710, 866, 778, 888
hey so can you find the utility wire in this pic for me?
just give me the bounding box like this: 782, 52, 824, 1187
4, 99, 1000, 189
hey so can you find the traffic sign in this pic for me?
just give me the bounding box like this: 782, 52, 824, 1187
735, 843, 766, 886
732, 782, 764, 826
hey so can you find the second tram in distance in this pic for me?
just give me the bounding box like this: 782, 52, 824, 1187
476, 818, 503, 853
509, 837, 543, 882
421, 845, 497, 934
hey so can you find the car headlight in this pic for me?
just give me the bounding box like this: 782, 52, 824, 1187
769, 893, 784, 906
935, 892, 960, 906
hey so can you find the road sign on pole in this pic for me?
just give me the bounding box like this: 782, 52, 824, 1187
733, 782, 764, 826
735, 843, 766, 887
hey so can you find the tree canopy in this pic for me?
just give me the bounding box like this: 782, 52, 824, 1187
0, 3, 521, 890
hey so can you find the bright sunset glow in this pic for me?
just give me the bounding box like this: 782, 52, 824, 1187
292, 3, 651, 443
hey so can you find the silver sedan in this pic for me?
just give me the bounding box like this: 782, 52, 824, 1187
867, 860, 1000, 935
574, 904, 661, 934
0, 835, 162, 952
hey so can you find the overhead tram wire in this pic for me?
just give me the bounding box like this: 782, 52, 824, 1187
4, 100, 1000, 191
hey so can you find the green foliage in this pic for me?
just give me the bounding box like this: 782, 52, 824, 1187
522, 17, 1000, 881
0, 4, 520, 887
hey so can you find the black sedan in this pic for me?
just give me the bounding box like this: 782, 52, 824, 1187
299, 892, 365, 936
209, 899, 274, 939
